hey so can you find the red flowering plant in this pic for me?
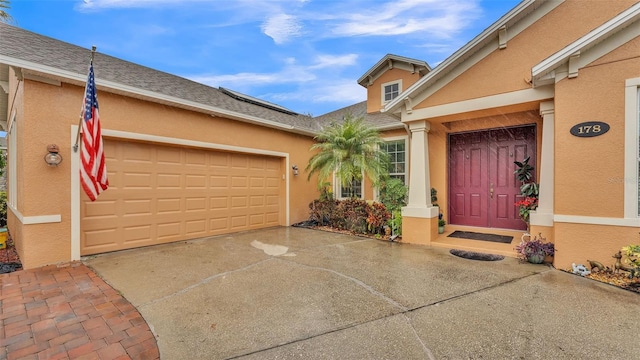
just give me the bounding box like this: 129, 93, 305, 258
514, 196, 538, 223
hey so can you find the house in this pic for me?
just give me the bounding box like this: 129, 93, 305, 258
1, 0, 639, 270
0, 22, 327, 269
372, 0, 639, 269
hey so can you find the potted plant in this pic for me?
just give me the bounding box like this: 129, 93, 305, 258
515, 233, 555, 264
438, 218, 446, 234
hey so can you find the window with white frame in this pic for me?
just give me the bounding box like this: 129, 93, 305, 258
382, 80, 401, 103
381, 138, 407, 183
338, 178, 362, 199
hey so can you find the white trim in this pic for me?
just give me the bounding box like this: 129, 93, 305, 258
70, 126, 291, 261
401, 87, 554, 122
624, 77, 640, 219
7, 205, 61, 225
381, 79, 402, 105
530, 100, 555, 227
384, 0, 560, 113
532, 3, 640, 84
357, 54, 430, 86
401, 205, 439, 219
102, 129, 289, 158
554, 214, 640, 227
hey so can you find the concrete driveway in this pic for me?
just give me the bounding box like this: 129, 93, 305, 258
85, 227, 640, 359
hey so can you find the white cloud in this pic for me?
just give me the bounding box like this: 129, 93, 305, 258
80, 0, 187, 9
309, 54, 358, 69
261, 13, 303, 44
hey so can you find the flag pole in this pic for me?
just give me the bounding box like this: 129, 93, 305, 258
73, 45, 97, 153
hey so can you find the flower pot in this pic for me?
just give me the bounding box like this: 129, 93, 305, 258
438, 226, 444, 234
527, 252, 546, 264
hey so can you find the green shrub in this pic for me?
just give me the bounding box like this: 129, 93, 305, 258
0, 191, 6, 228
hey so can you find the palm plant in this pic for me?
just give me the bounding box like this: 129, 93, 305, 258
0, 0, 12, 24
306, 115, 389, 197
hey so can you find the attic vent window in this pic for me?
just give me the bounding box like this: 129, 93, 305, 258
383, 82, 400, 102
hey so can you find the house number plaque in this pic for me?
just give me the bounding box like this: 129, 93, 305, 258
570, 121, 610, 137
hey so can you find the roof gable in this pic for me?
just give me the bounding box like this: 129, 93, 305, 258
532, 2, 640, 87
383, 0, 557, 114
357, 54, 430, 88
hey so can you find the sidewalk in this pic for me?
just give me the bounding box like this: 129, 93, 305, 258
0, 262, 159, 360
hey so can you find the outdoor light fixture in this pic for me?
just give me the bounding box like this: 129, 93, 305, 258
44, 144, 62, 166
292, 165, 299, 176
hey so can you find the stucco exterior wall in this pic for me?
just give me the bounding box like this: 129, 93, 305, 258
416, 0, 637, 109
13, 78, 319, 268
367, 68, 421, 113
551, 36, 640, 269
554, 38, 640, 218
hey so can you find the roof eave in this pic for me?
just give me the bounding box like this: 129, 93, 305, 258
532, 2, 640, 86
382, 0, 540, 114
357, 54, 431, 87
1, 55, 318, 136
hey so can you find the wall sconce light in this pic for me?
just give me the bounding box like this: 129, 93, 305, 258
44, 144, 62, 166
292, 165, 299, 176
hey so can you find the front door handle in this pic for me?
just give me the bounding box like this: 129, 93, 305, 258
490, 183, 494, 199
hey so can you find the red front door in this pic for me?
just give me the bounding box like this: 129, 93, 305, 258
449, 126, 536, 231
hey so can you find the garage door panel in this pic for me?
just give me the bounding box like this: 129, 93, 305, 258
81, 140, 283, 255
157, 173, 181, 188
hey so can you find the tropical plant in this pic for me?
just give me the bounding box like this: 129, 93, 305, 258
514, 156, 539, 197
621, 244, 640, 267
306, 115, 390, 197
0, 0, 13, 24
514, 156, 539, 225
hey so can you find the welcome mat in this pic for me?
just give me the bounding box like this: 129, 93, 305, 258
447, 230, 513, 244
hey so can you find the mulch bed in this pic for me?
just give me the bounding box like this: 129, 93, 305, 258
584, 271, 640, 294
0, 234, 23, 274
562, 268, 640, 294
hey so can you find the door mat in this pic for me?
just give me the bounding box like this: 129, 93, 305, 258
450, 249, 505, 261
447, 230, 513, 244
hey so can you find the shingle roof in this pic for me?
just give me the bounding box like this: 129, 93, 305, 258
0, 23, 403, 136
0, 23, 321, 134
313, 101, 402, 130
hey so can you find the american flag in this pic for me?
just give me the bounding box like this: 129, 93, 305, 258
80, 61, 108, 201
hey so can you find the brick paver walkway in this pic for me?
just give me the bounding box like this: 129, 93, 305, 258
0, 262, 160, 360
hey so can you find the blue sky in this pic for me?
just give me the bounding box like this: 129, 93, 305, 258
8, 0, 520, 117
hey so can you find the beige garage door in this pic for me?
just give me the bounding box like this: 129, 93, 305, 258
81, 139, 283, 255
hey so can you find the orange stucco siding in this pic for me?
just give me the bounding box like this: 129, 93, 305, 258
12, 76, 319, 268
416, 0, 637, 109
367, 68, 421, 113
554, 38, 640, 218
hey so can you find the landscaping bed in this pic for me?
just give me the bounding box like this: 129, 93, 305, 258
0, 236, 22, 274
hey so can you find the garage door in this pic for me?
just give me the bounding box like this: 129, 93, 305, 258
81, 139, 283, 255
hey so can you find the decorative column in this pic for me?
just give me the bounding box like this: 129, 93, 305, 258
402, 120, 439, 245
530, 100, 554, 226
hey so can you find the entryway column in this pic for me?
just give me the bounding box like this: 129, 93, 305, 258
530, 101, 554, 227
402, 120, 439, 245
